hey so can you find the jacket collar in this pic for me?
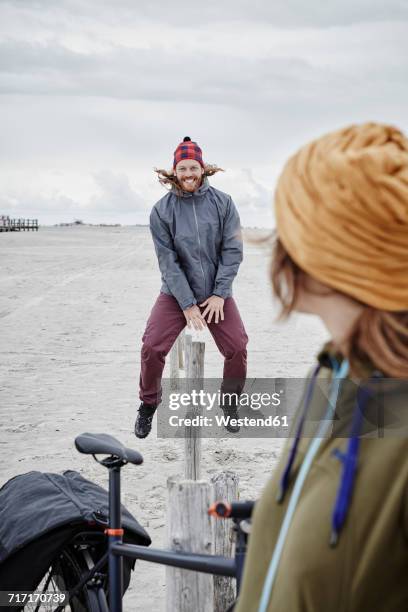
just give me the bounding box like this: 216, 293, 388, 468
317, 342, 344, 370
317, 341, 382, 378
171, 177, 210, 199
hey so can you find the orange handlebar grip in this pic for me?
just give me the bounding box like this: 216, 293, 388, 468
208, 501, 232, 518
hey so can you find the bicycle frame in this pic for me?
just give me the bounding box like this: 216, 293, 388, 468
72, 460, 246, 612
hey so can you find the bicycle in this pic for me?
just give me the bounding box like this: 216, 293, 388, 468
26, 432, 254, 612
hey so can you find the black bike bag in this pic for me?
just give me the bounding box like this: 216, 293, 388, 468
0, 469, 151, 590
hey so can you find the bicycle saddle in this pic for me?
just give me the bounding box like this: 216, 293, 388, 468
75, 432, 143, 466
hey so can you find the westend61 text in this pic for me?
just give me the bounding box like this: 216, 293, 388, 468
168, 414, 289, 428
169, 390, 283, 411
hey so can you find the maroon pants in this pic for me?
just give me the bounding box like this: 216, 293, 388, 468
139, 293, 248, 406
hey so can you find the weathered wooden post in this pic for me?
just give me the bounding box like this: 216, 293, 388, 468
211, 471, 240, 612
170, 329, 185, 393
166, 477, 214, 612
167, 330, 240, 612
184, 332, 192, 373
168, 328, 206, 479
184, 335, 205, 480
167, 330, 212, 610
178, 332, 184, 369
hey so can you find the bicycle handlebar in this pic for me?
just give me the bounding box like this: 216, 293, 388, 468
208, 500, 255, 519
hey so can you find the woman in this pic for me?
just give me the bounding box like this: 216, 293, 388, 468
236, 123, 408, 611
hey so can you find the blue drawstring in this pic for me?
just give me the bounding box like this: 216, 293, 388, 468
276, 364, 321, 503
330, 383, 375, 546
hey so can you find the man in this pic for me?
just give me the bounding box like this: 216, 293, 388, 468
135, 137, 248, 439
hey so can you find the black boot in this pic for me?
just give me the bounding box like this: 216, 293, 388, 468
220, 397, 240, 433
135, 403, 157, 439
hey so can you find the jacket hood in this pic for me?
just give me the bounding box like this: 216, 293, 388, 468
317, 341, 385, 379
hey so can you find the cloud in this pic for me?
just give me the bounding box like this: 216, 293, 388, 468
0, 189, 80, 215
0, 39, 328, 107
215, 168, 271, 210
89, 170, 147, 212
0, 168, 150, 221
1, 18, 407, 118
1, 1, 407, 227
2, 0, 407, 28
0, 166, 274, 226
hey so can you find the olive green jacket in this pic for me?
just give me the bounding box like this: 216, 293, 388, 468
236, 353, 408, 612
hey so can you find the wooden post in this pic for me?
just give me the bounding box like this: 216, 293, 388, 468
211, 471, 240, 612
184, 332, 192, 374
184, 339, 205, 481
169, 334, 181, 393
166, 477, 214, 612
169, 329, 186, 392
178, 330, 185, 370
167, 333, 241, 611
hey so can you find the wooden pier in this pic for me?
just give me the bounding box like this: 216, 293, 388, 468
0, 216, 39, 232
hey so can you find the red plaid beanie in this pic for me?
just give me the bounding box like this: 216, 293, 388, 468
173, 136, 204, 169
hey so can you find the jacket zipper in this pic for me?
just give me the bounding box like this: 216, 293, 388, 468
192, 198, 206, 297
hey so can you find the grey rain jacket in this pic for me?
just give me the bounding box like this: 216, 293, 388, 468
150, 178, 243, 310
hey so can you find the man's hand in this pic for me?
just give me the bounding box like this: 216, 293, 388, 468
200, 295, 225, 324
183, 305, 207, 331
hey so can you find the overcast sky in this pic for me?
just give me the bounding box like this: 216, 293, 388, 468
1, 0, 407, 226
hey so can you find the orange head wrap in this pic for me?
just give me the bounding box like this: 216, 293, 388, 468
274, 122, 408, 311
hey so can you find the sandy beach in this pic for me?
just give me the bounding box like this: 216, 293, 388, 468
0, 226, 328, 610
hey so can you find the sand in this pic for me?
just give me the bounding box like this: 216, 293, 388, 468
0, 226, 328, 610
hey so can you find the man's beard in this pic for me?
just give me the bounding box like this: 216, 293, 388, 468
178, 176, 202, 192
